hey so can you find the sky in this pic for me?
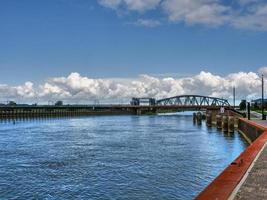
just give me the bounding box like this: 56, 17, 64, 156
0, 0, 267, 104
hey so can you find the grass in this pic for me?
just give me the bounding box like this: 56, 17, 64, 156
251, 109, 267, 115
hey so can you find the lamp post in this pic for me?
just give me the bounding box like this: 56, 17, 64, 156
262, 74, 266, 120
233, 86, 236, 108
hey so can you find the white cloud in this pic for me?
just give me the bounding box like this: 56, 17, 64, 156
16, 82, 35, 98
258, 66, 267, 76
98, 0, 161, 12
0, 82, 35, 102
134, 18, 161, 27
97, 0, 267, 31
232, 4, 267, 31
0, 69, 264, 104
98, 0, 122, 9
238, 0, 263, 6
162, 0, 230, 26
124, 0, 161, 11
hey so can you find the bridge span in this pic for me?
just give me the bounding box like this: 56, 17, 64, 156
156, 95, 230, 107
0, 95, 231, 118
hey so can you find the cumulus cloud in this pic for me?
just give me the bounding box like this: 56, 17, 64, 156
0, 82, 35, 101
0, 69, 264, 104
258, 66, 267, 76
97, 0, 267, 31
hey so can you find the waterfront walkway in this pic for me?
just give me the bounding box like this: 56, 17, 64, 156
231, 119, 267, 200
233, 141, 267, 199
197, 118, 267, 200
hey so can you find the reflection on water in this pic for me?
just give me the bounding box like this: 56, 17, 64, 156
0, 114, 248, 199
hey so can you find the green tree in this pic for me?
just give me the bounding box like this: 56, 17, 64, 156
253, 102, 259, 109
7, 101, 17, 106
55, 100, 63, 106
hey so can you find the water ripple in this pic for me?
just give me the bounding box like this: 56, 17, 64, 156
0, 115, 248, 199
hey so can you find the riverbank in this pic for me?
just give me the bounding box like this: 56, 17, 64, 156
196, 118, 267, 199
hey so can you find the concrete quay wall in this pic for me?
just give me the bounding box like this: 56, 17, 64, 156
238, 118, 265, 144
196, 118, 267, 200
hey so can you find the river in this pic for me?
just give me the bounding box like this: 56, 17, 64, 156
0, 113, 248, 199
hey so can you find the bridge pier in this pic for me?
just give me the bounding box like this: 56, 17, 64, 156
193, 113, 197, 123
203, 110, 240, 133
136, 109, 142, 115
216, 114, 222, 129
206, 112, 212, 127
222, 116, 228, 132
196, 112, 202, 125
134, 108, 158, 115
228, 116, 235, 133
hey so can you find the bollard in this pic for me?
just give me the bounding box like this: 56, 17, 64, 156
216, 114, 222, 129
228, 116, 235, 133
222, 115, 228, 132
206, 113, 212, 127
197, 112, 202, 125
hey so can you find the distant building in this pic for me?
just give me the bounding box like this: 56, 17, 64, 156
251, 98, 267, 108
131, 98, 156, 106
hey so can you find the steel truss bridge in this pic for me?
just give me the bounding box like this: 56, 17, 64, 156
156, 95, 230, 107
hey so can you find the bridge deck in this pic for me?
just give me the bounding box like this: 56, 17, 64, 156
0, 105, 230, 109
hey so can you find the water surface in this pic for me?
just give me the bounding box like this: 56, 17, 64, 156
0, 114, 248, 199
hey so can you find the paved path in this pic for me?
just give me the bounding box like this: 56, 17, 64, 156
232, 119, 267, 200
234, 142, 267, 200
250, 111, 262, 119
251, 119, 267, 127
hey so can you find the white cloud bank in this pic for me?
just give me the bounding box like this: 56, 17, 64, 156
1, 68, 266, 104
98, 0, 267, 30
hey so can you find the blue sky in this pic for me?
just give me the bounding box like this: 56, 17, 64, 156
0, 0, 267, 103
1, 0, 267, 85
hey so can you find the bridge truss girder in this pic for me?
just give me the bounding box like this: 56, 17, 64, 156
156, 95, 230, 107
